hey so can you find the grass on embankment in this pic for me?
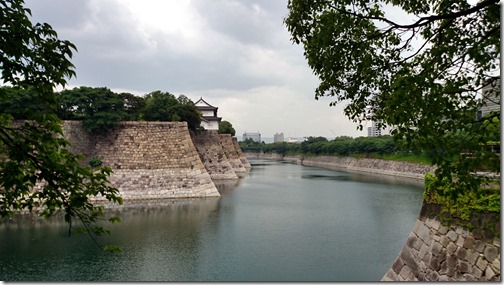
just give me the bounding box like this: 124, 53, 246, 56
349, 153, 432, 165
278, 151, 433, 165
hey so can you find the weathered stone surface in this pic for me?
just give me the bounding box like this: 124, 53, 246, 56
463, 273, 475, 281
190, 130, 240, 180
446, 230, 458, 242
232, 137, 252, 170
438, 274, 450, 281
458, 261, 470, 273
454, 271, 465, 280
484, 245, 499, 262
418, 244, 430, 261
465, 249, 479, 265
491, 258, 500, 272
463, 236, 475, 249
431, 241, 444, 257
392, 257, 405, 274
422, 251, 432, 263
400, 247, 420, 276
406, 234, 418, 248
382, 270, 397, 281
455, 247, 467, 260
472, 267, 483, 278
456, 235, 465, 247
426, 270, 439, 281
417, 272, 426, 281
447, 242, 458, 255
474, 240, 487, 253
380, 207, 500, 282
476, 256, 488, 271
415, 222, 432, 242
438, 225, 449, 235
485, 266, 496, 280
61, 121, 222, 200
456, 226, 469, 236
447, 254, 458, 268
430, 256, 442, 271
440, 236, 451, 247
399, 265, 415, 280
439, 260, 448, 275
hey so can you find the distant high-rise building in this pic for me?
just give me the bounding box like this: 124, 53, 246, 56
274, 132, 284, 143
477, 79, 500, 119
243, 132, 261, 142
367, 122, 382, 137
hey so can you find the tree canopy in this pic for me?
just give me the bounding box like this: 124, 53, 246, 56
142, 91, 202, 130
56, 86, 127, 133
0, 0, 122, 251
285, 0, 500, 195
218, 120, 236, 136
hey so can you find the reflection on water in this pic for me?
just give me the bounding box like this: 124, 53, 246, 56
0, 159, 424, 282
213, 179, 242, 195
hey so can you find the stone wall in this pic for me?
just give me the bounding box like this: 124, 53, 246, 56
233, 137, 252, 170
245, 153, 433, 180
219, 134, 247, 178
190, 130, 239, 180
382, 215, 500, 281
62, 121, 220, 199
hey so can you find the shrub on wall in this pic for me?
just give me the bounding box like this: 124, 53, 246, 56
423, 172, 500, 236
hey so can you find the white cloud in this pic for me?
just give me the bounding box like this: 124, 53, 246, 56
24, 0, 367, 139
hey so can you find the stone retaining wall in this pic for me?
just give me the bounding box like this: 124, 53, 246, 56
382, 215, 500, 281
245, 153, 433, 180
62, 121, 220, 199
220, 134, 247, 178
190, 130, 239, 180
233, 137, 252, 170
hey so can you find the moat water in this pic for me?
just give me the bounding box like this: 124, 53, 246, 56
0, 159, 424, 281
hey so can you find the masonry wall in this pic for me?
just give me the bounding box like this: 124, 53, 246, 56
381, 214, 500, 281
62, 121, 220, 200
245, 153, 433, 180
190, 130, 238, 180
219, 134, 248, 178
232, 137, 252, 170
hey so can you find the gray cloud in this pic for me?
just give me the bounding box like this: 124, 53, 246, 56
23, 0, 366, 139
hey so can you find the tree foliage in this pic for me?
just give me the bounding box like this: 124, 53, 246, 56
56, 86, 127, 133
218, 120, 236, 136
241, 135, 402, 157
0, 86, 54, 119
285, 0, 500, 195
142, 90, 201, 130
0, 0, 122, 251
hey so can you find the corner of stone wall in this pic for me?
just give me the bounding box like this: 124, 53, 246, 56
61, 120, 220, 200
382, 211, 501, 281
219, 134, 248, 178
190, 130, 239, 180
231, 137, 251, 170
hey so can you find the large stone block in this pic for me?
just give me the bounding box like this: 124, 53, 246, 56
483, 245, 499, 263
446, 230, 458, 242
392, 257, 405, 274
415, 221, 432, 243
400, 246, 420, 276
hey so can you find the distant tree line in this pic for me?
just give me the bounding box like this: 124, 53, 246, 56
0, 86, 202, 133
240, 135, 401, 157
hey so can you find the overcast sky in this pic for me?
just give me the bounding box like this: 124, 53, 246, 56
25, 0, 370, 140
